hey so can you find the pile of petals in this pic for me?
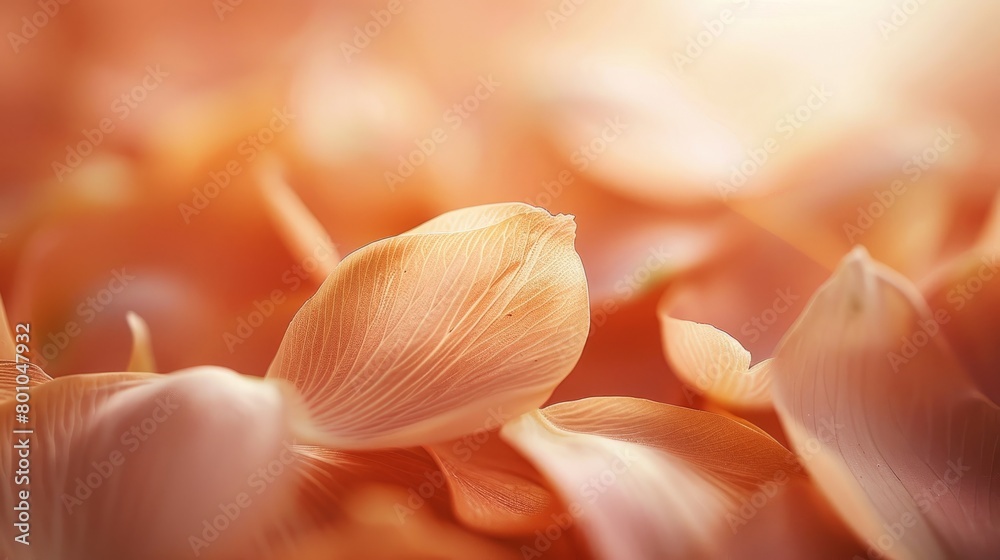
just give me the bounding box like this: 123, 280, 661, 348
2, 198, 998, 560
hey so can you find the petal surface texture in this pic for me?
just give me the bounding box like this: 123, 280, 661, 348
0, 367, 300, 560
770, 247, 1000, 560
501, 396, 802, 559
659, 309, 773, 410
428, 434, 560, 536
267, 203, 590, 449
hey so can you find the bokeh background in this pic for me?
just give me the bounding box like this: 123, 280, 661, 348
2, 0, 999, 409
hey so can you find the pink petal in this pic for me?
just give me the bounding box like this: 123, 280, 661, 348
1, 367, 303, 560
771, 247, 1000, 559
501, 397, 806, 559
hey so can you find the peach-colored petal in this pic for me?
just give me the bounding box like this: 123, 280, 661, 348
125, 311, 157, 373
659, 307, 773, 410
428, 433, 560, 536
256, 160, 340, 285
501, 397, 803, 560
771, 247, 1000, 560
267, 203, 590, 449
0, 367, 303, 560
0, 294, 14, 361
655, 220, 832, 411
675, 217, 833, 354
0, 361, 52, 403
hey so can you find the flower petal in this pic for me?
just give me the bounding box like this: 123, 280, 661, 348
656, 226, 829, 410
125, 311, 157, 373
0, 367, 304, 560
770, 247, 1000, 560
428, 434, 560, 536
0, 360, 52, 403
0, 294, 15, 361
659, 307, 773, 410
256, 160, 340, 285
501, 397, 804, 559
267, 203, 590, 449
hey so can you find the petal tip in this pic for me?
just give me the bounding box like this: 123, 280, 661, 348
551, 211, 578, 237
125, 311, 156, 373
830, 246, 880, 311
845, 244, 872, 263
